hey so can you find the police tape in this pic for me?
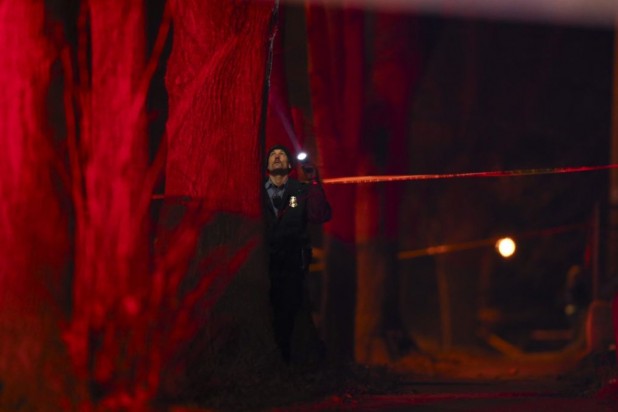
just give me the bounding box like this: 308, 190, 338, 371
151, 164, 618, 199
321, 164, 618, 185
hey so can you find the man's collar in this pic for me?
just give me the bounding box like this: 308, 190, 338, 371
267, 175, 289, 189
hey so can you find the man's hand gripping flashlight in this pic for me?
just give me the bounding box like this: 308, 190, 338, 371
297, 152, 317, 181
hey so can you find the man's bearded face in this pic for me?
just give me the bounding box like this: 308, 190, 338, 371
268, 149, 291, 176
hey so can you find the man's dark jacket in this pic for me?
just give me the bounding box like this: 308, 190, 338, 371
263, 178, 331, 272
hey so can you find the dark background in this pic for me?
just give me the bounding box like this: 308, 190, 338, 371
282, 5, 614, 351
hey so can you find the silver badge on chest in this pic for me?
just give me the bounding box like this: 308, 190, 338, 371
289, 196, 298, 208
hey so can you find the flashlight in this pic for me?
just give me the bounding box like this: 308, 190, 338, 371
296, 151, 315, 177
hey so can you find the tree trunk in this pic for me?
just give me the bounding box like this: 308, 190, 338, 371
62, 0, 156, 407
610, 13, 618, 365
306, 2, 364, 363
161, 0, 279, 399
0, 1, 73, 408
355, 12, 422, 363
266, 7, 302, 151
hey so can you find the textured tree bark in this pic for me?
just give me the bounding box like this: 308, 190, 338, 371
306, 2, 363, 363
161, 0, 280, 397
62, 0, 154, 406
0, 0, 73, 408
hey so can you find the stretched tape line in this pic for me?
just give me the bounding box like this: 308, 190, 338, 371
152, 164, 618, 199
321, 164, 618, 185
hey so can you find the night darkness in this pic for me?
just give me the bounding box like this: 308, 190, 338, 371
400, 16, 614, 350
281, 6, 614, 351
0, 0, 617, 409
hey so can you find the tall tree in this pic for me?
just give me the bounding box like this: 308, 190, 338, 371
266, 8, 301, 151
355, 11, 422, 363
161, 0, 280, 398
306, 1, 364, 363
0, 0, 73, 408
62, 0, 156, 407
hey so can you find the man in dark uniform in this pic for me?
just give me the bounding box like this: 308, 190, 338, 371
264, 144, 331, 363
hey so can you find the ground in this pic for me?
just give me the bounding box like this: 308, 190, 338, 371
170, 343, 618, 411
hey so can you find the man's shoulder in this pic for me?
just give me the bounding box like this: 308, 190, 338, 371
287, 178, 310, 191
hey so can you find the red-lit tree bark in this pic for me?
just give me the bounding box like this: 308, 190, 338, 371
62, 0, 155, 406
355, 12, 422, 363
306, 2, 364, 363
162, 0, 279, 396
0, 1, 73, 408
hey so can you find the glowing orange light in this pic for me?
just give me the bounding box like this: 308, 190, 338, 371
496, 237, 516, 258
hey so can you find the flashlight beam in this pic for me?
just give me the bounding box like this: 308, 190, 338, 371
321, 164, 618, 185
